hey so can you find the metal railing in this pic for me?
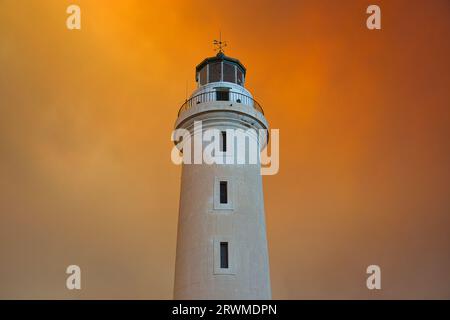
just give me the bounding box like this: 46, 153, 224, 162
178, 91, 264, 116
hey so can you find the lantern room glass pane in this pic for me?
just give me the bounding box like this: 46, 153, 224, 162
199, 66, 207, 85
223, 62, 236, 83
237, 68, 244, 86
209, 62, 221, 82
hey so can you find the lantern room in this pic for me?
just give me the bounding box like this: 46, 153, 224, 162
195, 51, 246, 87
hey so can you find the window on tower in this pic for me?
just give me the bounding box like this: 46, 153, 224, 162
220, 242, 229, 269
214, 238, 234, 274
216, 88, 229, 101
219, 181, 228, 204
220, 131, 227, 152
214, 177, 233, 210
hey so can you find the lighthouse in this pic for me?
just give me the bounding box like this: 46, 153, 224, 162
173, 43, 271, 300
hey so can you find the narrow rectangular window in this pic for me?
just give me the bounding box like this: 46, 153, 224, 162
219, 181, 228, 204
220, 242, 229, 268
221, 131, 227, 152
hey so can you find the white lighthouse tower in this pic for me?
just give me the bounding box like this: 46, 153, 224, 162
173, 43, 271, 300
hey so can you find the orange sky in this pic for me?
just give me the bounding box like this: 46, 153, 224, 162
0, 0, 449, 299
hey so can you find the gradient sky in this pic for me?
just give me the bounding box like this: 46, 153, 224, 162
0, 0, 449, 299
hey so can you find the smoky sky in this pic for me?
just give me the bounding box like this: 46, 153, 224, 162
0, 0, 449, 299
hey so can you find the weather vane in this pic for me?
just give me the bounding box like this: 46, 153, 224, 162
213, 32, 227, 53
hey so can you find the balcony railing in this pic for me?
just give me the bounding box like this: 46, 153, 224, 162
178, 91, 264, 116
